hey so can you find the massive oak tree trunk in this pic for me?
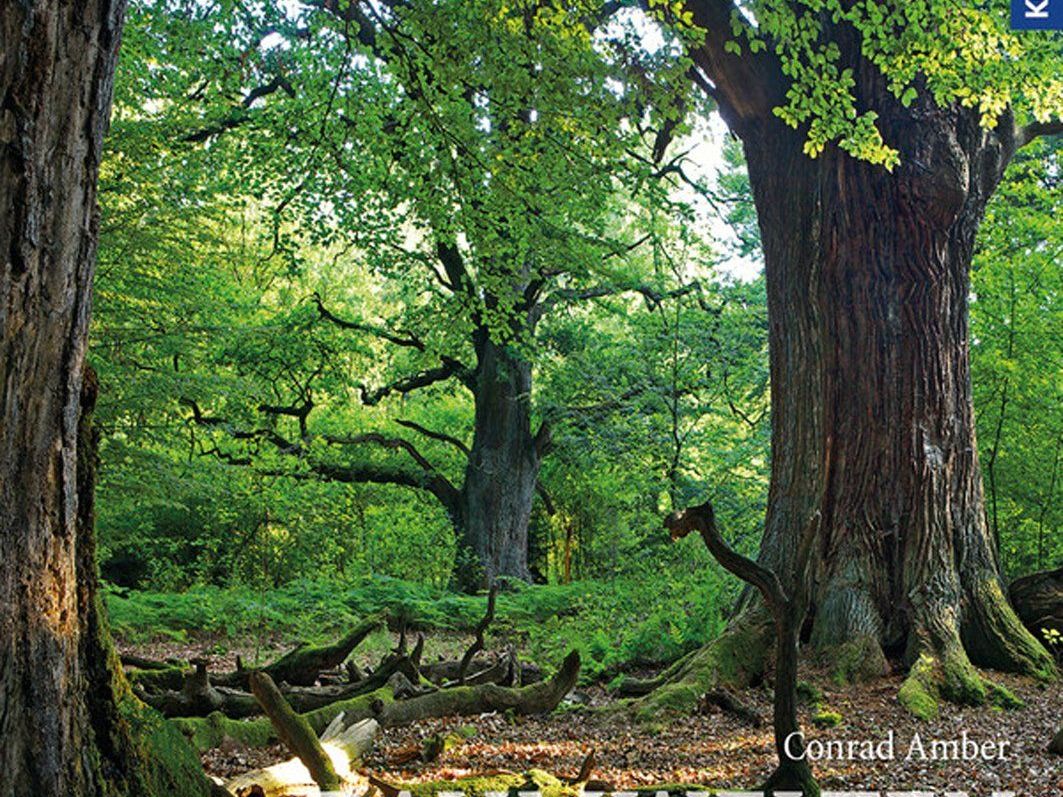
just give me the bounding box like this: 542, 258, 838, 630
0, 3, 210, 794
457, 333, 542, 587
744, 92, 1055, 691
643, 58, 1055, 718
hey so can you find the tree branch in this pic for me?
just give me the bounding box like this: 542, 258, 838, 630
180, 398, 303, 455
436, 241, 468, 292
312, 293, 427, 351
535, 481, 556, 516
534, 421, 553, 458
183, 75, 296, 143
543, 280, 701, 313
395, 419, 470, 455
1016, 119, 1063, 150
666, 500, 788, 614
675, 0, 781, 130
360, 356, 473, 405
181, 399, 463, 514
321, 431, 438, 473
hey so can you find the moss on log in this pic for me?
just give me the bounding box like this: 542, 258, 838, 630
249, 672, 341, 792
178, 651, 579, 752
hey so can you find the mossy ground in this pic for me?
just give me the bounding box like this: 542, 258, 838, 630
810, 708, 843, 728
400, 769, 574, 797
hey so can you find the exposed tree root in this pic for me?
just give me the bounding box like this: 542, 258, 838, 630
631, 607, 773, 721
635, 576, 1054, 723
962, 575, 1059, 680
898, 650, 1023, 721
610, 650, 697, 697
700, 687, 764, 727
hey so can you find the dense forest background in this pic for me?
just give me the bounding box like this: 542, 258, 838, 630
89, 3, 1059, 678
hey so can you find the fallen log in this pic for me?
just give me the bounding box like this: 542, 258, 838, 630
128, 662, 191, 692
250, 672, 342, 793
141, 660, 260, 719
281, 657, 423, 713
139, 660, 370, 719
368, 649, 580, 728
446, 648, 521, 688
177, 651, 580, 751
224, 714, 379, 797
121, 652, 181, 670
217, 616, 382, 689
173, 687, 393, 751
262, 615, 384, 687
421, 656, 543, 685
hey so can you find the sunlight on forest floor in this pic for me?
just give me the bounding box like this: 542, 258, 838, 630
120, 637, 1062, 795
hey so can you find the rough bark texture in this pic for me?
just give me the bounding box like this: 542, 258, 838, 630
0, 4, 212, 795
744, 90, 1056, 690
457, 334, 542, 588
642, 18, 1056, 718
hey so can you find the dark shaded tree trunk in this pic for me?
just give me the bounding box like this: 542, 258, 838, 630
457, 333, 543, 588
742, 87, 1055, 692
0, 3, 211, 795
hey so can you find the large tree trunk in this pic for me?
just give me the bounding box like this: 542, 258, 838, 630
642, 84, 1055, 719
0, 3, 211, 795
744, 93, 1055, 691
457, 333, 542, 587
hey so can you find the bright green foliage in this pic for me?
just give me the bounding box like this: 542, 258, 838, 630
971, 137, 1062, 578
108, 571, 732, 680
92, 1, 1059, 654
704, 0, 1063, 166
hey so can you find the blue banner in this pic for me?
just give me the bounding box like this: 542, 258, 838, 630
1011, 0, 1063, 29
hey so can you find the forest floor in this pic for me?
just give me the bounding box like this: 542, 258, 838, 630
118, 634, 1063, 796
